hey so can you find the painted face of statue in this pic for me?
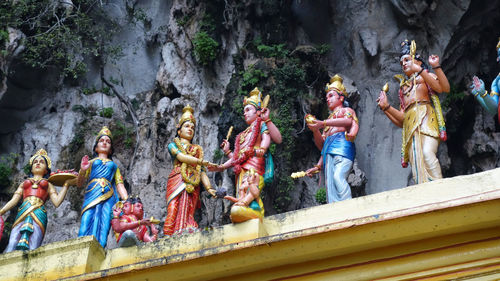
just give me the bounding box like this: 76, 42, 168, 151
243, 104, 258, 125
178, 121, 195, 141
400, 54, 423, 76
31, 156, 47, 176
132, 202, 144, 219
122, 202, 132, 215
400, 55, 414, 74
95, 135, 112, 155
326, 90, 343, 111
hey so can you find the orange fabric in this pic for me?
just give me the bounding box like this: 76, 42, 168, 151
241, 156, 265, 175
163, 167, 200, 235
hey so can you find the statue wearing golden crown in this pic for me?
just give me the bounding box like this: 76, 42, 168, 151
377, 40, 450, 184
163, 105, 219, 236
209, 88, 282, 223
0, 149, 73, 252
76, 126, 129, 248
300, 75, 359, 203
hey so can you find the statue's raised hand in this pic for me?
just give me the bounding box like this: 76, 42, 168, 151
470, 76, 486, 96
220, 139, 230, 154
261, 108, 270, 121
428, 55, 440, 68
80, 155, 90, 171
376, 90, 389, 110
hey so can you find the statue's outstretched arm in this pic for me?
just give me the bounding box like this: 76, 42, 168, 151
49, 181, 70, 208
0, 184, 23, 215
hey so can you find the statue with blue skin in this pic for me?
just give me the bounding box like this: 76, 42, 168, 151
470, 38, 500, 123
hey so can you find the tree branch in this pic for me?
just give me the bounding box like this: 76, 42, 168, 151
100, 68, 141, 172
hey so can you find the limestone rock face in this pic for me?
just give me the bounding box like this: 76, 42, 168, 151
0, 0, 499, 250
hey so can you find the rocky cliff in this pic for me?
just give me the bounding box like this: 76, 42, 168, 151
0, 0, 498, 250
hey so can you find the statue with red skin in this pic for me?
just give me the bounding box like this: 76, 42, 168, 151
111, 196, 158, 247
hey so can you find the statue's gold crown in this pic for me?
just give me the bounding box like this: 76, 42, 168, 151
96, 126, 113, 141
178, 105, 196, 128
243, 87, 262, 108
325, 74, 347, 96
30, 149, 52, 169
496, 37, 500, 51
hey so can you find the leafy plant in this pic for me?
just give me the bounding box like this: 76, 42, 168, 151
0, 0, 120, 79
0, 153, 17, 188
113, 121, 135, 149
99, 107, 114, 118
253, 37, 289, 58
315, 188, 327, 204
193, 31, 219, 66
213, 149, 224, 162
315, 44, 332, 55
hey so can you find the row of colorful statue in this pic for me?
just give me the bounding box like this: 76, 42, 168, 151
0, 38, 498, 253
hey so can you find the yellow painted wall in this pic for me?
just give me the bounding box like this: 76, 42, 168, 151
0, 168, 499, 281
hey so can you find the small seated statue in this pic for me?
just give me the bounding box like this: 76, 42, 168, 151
111, 196, 159, 247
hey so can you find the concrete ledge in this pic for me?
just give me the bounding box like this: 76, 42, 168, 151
1, 168, 499, 280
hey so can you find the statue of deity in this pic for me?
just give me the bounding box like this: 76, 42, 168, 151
303, 75, 359, 203
0, 149, 72, 252
111, 196, 159, 247
470, 37, 500, 123
377, 40, 450, 184
210, 88, 282, 223
76, 126, 129, 248
163, 105, 217, 236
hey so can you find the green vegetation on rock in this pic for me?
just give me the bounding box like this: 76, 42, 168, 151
193, 31, 219, 66
0, 0, 120, 79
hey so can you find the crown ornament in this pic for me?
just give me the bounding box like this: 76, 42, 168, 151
96, 126, 113, 141
243, 87, 263, 108
325, 74, 347, 97
29, 149, 52, 169
496, 37, 500, 51
177, 105, 196, 128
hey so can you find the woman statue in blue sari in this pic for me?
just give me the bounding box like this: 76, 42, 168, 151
76, 126, 128, 248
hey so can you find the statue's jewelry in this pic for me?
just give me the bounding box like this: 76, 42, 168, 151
174, 138, 202, 193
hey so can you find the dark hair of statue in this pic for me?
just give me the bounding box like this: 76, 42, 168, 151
330, 90, 351, 108
92, 135, 114, 160
400, 40, 429, 70
28, 156, 51, 179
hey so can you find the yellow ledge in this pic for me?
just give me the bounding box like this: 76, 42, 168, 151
1, 168, 500, 280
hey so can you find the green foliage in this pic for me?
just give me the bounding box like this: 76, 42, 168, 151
193, 31, 219, 66
176, 14, 192, 27
81, 87, 98, 95
213, 149, 224, 162
253, 37, 288, 58
72, 104, 96, 117
269, 59, 307, 212
237, 66, 268, 96
0, 29, 9, 45
0, 153, 17, 188
315, 188, 327, 204
441, 84, 467, 109
99, 107, 114, 118
23, 163, 31, 176
0, 0, 120, 79
113, 121, 134, 149
200, 14, 216, 33
315, 44, 332, 55
69, 120, 88, 153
